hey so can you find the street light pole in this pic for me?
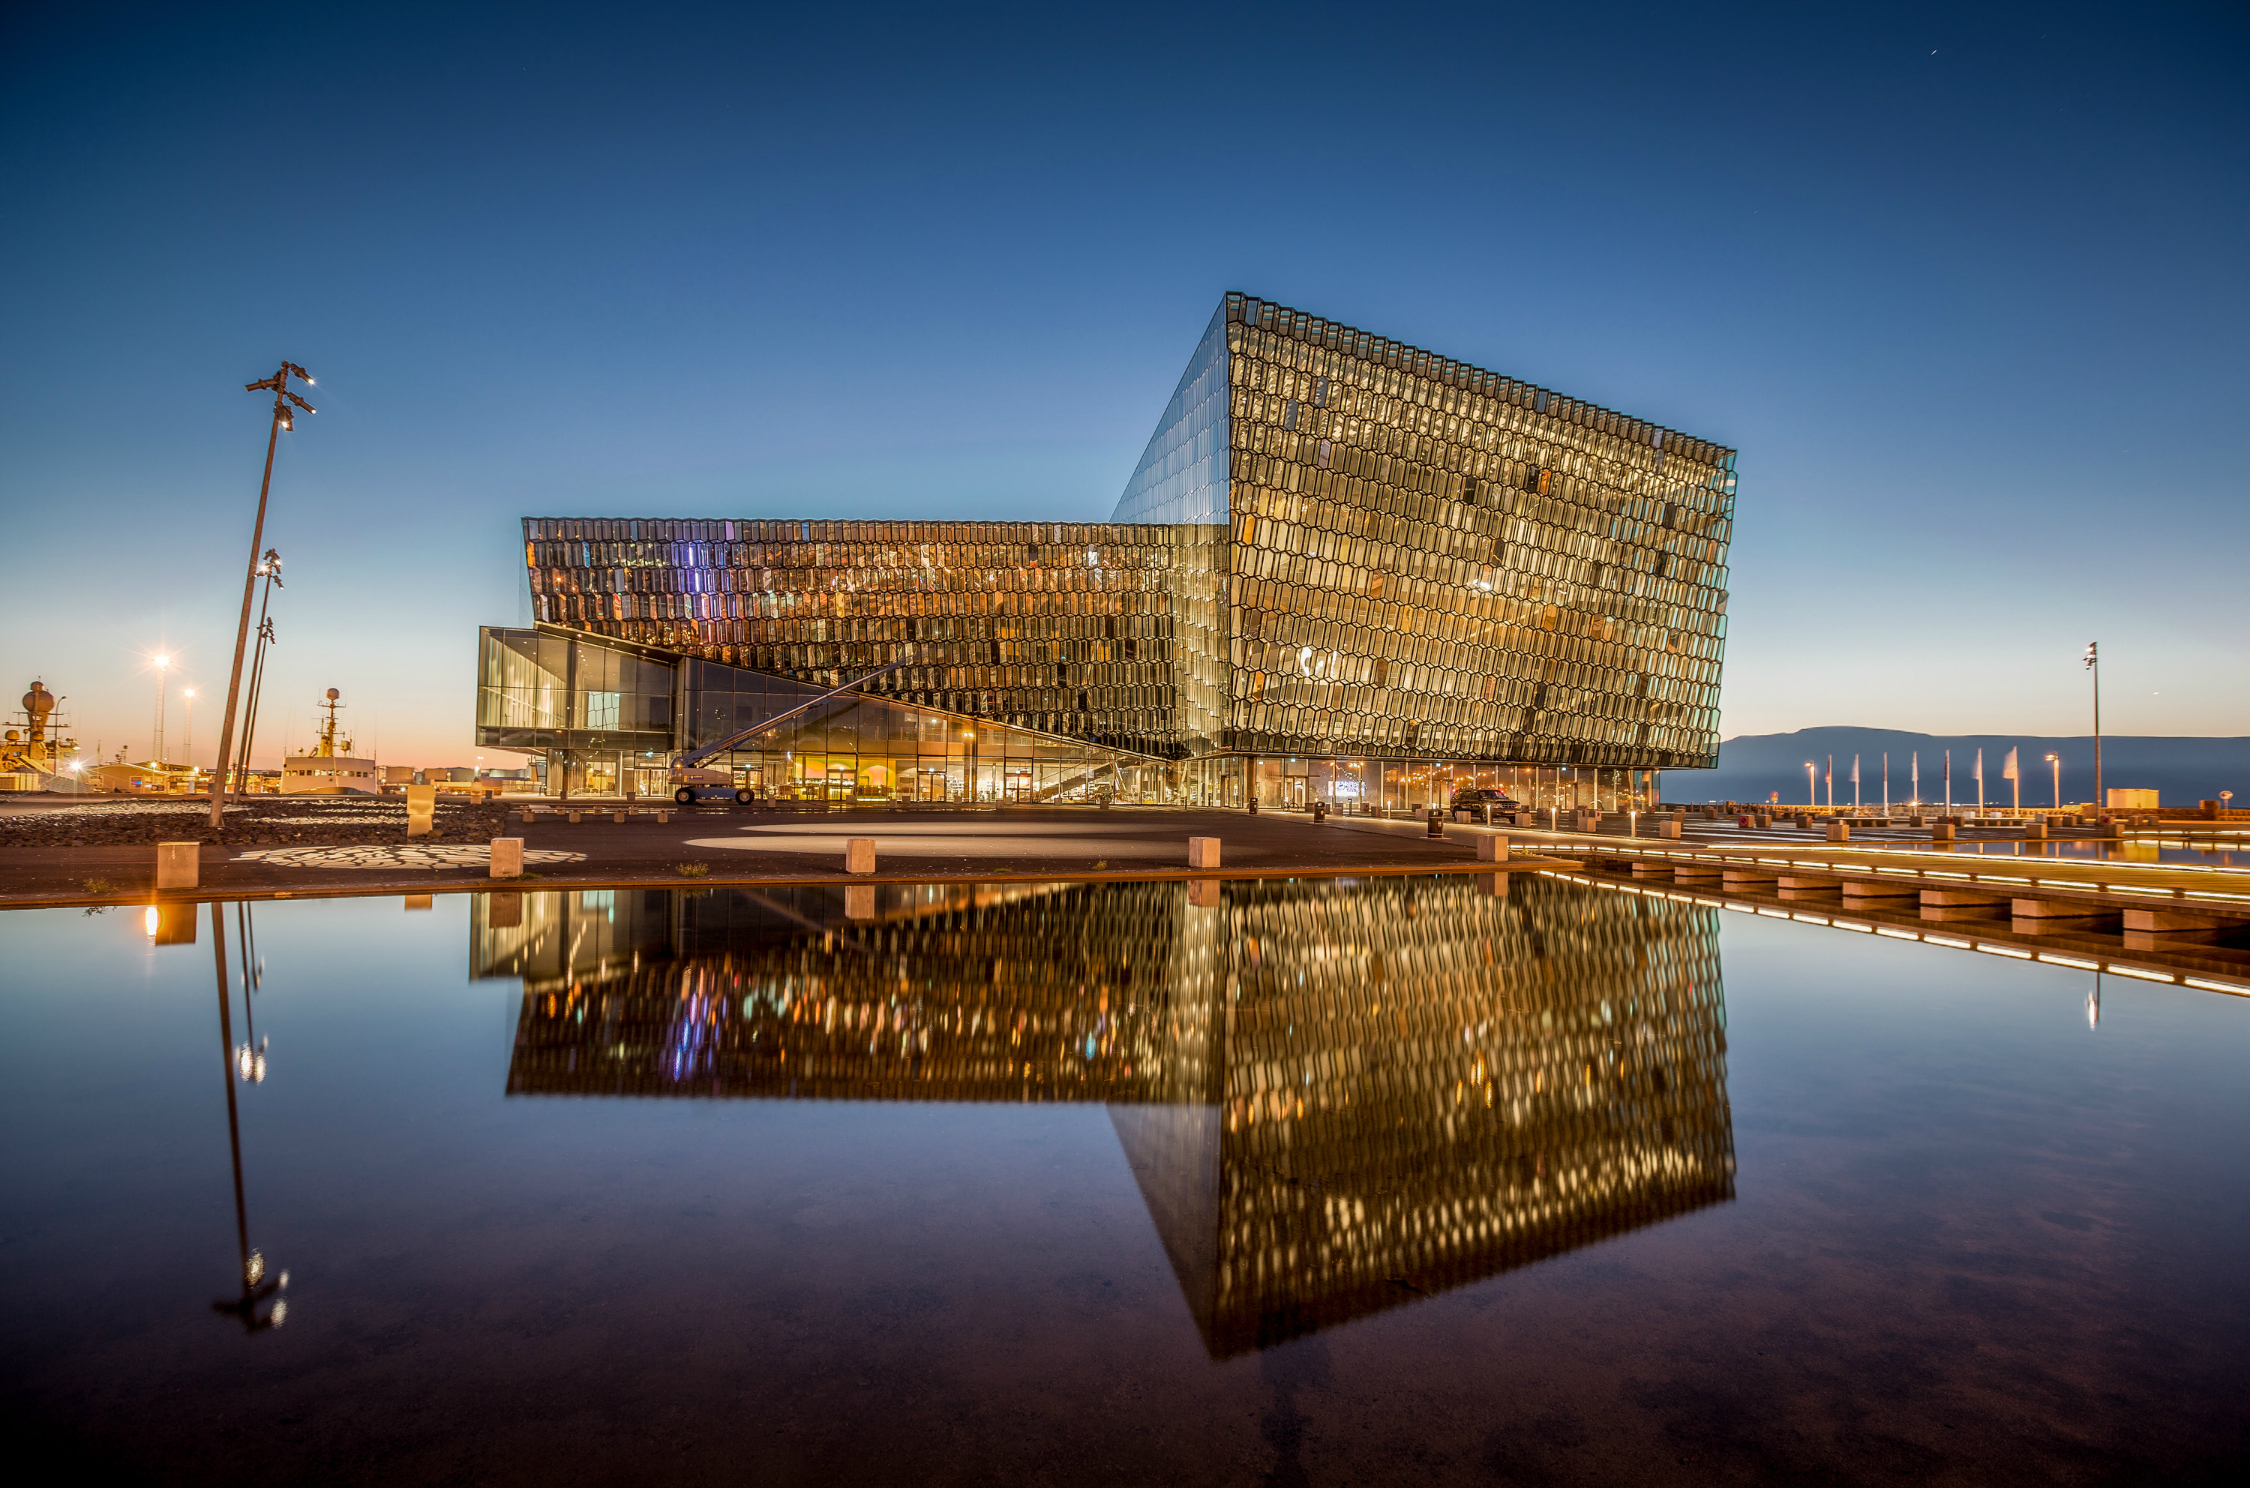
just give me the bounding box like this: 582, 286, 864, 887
208, 366, 314, 832
1804, 761, 1815, 808
233, 554, 283, 795
2085, 642, 2102, 814
2046, 751, 2061, 810
152, 654, 169, 762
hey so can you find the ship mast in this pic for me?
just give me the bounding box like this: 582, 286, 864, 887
316, 688, 348, 758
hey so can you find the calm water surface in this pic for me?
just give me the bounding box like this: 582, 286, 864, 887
2, 876, 2244, 1486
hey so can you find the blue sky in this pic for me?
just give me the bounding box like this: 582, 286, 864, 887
2, 2, 2243, 768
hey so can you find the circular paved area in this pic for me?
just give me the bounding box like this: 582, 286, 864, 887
231, 845, 587, 870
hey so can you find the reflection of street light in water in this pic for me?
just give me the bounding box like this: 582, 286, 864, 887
209, 902, 287, 1333
233, 902, 269, 1082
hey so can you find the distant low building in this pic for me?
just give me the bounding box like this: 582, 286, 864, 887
88, 761, 193, 794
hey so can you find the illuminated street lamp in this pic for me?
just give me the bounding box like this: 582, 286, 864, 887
1804, 761, 1815, 809
208, 365, 315, 832
2045, 752, 2061, 810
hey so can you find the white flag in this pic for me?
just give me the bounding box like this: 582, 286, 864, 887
2003, 747, 2019, 781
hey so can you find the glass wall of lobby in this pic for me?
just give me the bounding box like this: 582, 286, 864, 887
533, 704, 1177, 804
1175, 757, 1656, 813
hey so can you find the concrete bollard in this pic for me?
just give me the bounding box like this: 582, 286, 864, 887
567, 811, 582, 825
612, 811, 626, 824
845, 884, 875, 920
1188, 836, 1222, 869
656, 811, 670, 825
1477, 834, 1509, 862
406, 783, 437, 837
490, 838, 524, 878
1476, 871, 1508, 898
1659, 820, 1682, 839
156, 841, 199, 890
1931, 822, 1956, 841
1826, 821, 1851, 843
1188, 878, 1222, 907
487, 891, 523, 929
845, 837, 877, 875
2023, 820, 2047, 840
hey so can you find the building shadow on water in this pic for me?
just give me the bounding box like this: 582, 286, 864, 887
475, 873, 1734, 1358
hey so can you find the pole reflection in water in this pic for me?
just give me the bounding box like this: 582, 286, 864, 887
209, 901, 287, 1334
477, 875, 1734, 1357
233, 902, 268, 1084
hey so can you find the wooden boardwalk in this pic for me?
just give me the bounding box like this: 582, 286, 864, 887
1502, 829, 2250, 920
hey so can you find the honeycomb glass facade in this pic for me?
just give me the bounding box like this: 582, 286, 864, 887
489, 291, 1735, 804
479, 875, 1735, 1356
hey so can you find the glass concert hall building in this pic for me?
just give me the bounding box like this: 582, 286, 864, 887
476, 292, 1736, 808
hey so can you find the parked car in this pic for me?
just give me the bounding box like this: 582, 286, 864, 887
1450, 788, 1522, 812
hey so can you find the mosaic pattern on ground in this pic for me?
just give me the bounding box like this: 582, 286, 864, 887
231, 845, 586, 870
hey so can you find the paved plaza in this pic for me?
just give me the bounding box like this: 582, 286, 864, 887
0, 800, 1535, 906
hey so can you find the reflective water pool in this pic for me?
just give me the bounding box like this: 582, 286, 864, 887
3, 876, 2244, 1484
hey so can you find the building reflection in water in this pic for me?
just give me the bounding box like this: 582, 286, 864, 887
476, 874, 1732, 1356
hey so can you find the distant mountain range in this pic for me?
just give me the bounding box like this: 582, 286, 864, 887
1672, 727, 2249, 808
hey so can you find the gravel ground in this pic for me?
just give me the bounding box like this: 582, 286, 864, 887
0, 795, 512, 847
